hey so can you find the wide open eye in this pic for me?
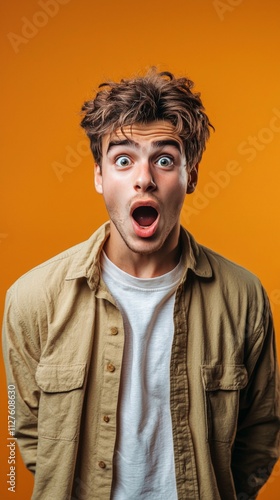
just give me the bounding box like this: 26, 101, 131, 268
115, 156, 132, 168
156, 156, 173, 168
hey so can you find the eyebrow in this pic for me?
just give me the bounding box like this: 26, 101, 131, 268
106, 139, 136, 154
106, 139, 182, 154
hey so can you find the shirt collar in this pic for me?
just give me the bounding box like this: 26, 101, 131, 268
65, 222, 110, 289
179, 227, 213, 280
65, 222, 213, 290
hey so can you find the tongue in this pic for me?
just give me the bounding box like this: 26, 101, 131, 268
133, 206, 158, 227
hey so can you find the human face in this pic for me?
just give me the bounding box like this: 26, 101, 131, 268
95, 121, 194, 260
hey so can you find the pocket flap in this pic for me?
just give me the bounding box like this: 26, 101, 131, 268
35, 364, 86, 393
201, 364, 248, 391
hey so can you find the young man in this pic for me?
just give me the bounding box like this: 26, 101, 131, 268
2, 69, 280, 500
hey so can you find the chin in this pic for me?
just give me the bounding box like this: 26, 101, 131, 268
124, 237, 164, 256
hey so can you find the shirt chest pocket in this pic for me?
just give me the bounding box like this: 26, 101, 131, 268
35, 364, 86, 441
201, 364, 248, 443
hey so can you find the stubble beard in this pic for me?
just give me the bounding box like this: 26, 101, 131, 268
111, 216, 178, 258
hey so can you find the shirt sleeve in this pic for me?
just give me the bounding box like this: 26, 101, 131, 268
231, 289, 280, 498
2, 285, 41, 474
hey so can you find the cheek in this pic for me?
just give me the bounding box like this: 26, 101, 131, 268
102, 183, 124, 211
165, 167, 188, 190
167, 176, 188, 203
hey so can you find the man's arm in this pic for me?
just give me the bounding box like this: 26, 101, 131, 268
2, 286, 41, 473
232, 291, 280, 498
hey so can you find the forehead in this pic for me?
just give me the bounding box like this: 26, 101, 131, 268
102, 120, 183, 152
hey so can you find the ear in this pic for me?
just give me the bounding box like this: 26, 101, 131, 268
187, 163, 199, 194
94, 164, 103, 194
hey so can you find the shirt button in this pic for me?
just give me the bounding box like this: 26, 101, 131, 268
103, 415, 110, 423
107, 362, 116, 372
98, 461, 106, 469
110, 327, 118, 335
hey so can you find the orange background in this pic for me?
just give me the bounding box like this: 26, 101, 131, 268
1, 0, 280, 498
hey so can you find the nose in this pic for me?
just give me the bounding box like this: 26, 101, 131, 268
134, 163, 157, 192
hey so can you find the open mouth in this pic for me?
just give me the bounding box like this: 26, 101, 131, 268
132, 206, 158, 227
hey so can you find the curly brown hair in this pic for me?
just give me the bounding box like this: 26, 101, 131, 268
80, 68, 213, 169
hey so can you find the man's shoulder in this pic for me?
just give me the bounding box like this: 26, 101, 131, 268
198, 242, 266, 305
7, 223, 108, 300
184, 228, 263, 293
202, 244, 258, 279
10, 240, 84, 290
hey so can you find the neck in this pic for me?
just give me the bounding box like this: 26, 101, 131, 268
104, 235, 182, 279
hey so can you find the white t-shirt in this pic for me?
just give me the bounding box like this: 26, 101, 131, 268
101, 252, 183, 499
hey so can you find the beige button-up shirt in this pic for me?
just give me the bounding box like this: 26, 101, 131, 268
2, 223, 280, 499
